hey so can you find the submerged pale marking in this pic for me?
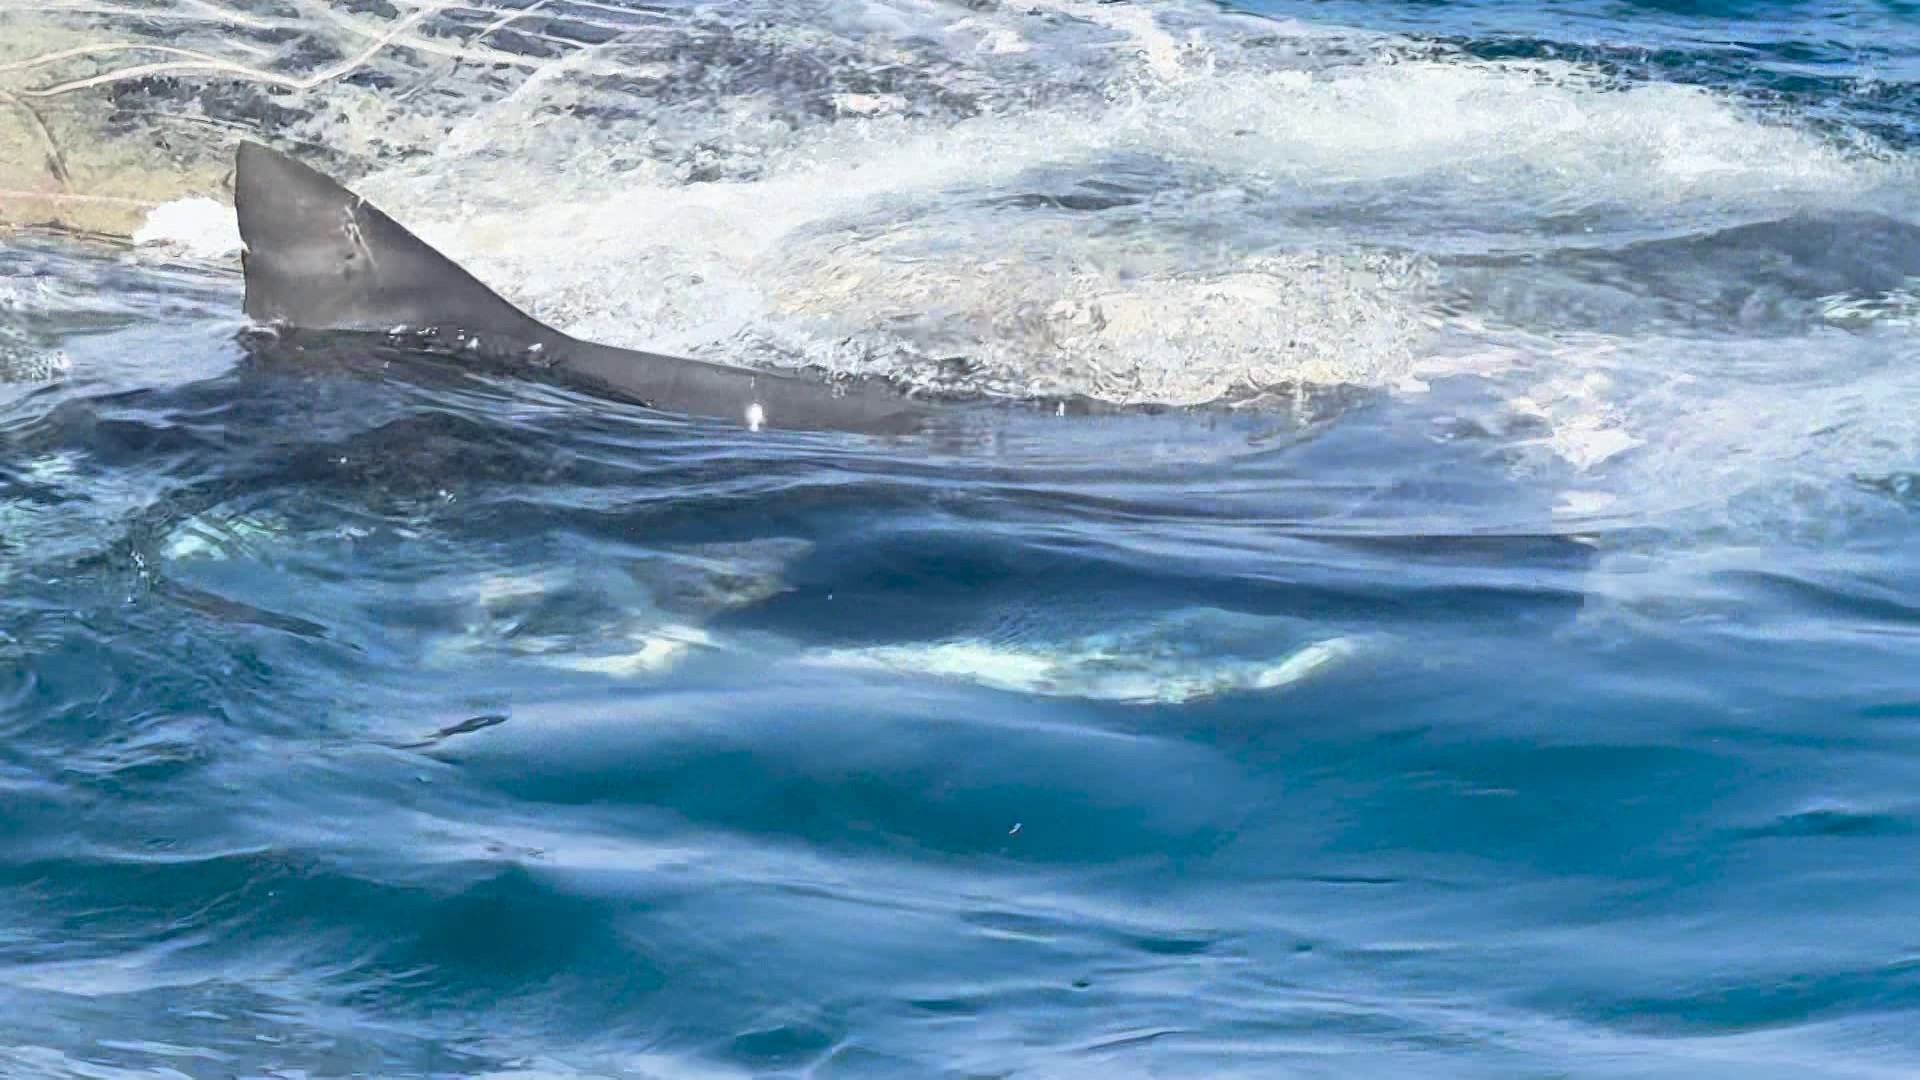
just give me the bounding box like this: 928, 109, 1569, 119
419, 540, 813, 674
161, 512, 292, 563
533, 625, 718, 677
804, 633, 1364, 705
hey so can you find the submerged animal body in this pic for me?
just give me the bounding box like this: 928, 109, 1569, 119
231, 141, 936, 435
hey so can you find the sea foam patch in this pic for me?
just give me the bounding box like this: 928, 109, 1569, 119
131, 197, 243, 261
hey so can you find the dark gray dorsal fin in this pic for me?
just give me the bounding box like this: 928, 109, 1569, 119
233, 140, 565, 349
230, 140, 935, 435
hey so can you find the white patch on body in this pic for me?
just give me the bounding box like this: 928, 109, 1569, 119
804, 626, 1365, 705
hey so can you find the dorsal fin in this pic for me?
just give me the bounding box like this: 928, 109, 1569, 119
229, 140, 936, 435
233, 140, 565, 349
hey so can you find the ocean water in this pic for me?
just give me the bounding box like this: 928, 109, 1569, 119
5, 0, 1920, 1076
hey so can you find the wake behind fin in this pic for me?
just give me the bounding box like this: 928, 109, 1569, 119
233, 140, 565, 351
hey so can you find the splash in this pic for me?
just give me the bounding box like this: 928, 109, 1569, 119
9, 0, 1918, 511
130, 196, 241, 261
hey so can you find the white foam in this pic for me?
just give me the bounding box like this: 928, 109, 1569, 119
361, 99, 1439, 403
1477, 324, 1920, 540
316, 0, 1889, 411
1154, 59, 1879, 207
131, 197, 242, 260
0, 333, 70, 384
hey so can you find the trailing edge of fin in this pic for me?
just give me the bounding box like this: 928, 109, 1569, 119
233, 140, 565, 350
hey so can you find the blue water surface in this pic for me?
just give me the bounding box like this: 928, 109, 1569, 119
5, 0, 1920, 1077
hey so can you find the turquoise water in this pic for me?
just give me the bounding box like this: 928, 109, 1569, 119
5, 0, 1920, 1076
